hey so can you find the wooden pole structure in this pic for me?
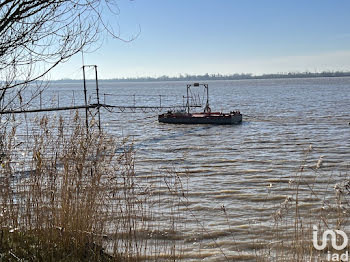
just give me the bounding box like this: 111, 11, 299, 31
82, 65, 89, 133
94, 65, 101, 131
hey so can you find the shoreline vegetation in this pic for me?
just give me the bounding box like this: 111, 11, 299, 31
55, 70, 350, 82
0, 113, 185, 261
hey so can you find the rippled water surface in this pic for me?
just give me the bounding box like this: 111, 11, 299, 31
40, 78, 350, 260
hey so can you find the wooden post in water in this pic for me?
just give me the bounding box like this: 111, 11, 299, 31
82, 65, 89, 133
94, 65, 101, 131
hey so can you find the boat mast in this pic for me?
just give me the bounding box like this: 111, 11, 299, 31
204, 83, 210, 113
186, 84, 190, 114
186, 83, 210, 114
205, 84, 209, 108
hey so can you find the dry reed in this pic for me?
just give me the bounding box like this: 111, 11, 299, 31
0, 112, 183, 261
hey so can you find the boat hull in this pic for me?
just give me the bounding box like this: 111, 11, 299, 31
158, 113, 242, 125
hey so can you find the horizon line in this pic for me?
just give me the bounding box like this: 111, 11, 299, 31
51, 70, 350, 82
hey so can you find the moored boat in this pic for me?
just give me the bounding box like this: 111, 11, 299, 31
158, 110, 242, 124
158, 83, 242, 125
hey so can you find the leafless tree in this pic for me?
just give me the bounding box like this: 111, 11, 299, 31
0, 0, 133, 113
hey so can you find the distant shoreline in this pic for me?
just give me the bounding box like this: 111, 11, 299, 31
53, 71, 350, 82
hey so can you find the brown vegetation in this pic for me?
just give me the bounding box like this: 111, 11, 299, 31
0, 113, 182, 261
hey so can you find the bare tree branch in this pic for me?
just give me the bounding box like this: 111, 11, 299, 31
0, 0, 133, 111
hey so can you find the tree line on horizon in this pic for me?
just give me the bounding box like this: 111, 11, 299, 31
57, 70, 350, 82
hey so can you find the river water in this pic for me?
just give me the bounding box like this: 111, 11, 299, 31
15, 77, 350, 260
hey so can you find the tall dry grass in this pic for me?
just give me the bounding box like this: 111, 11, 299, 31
0, 112, 182, 261
251, 147, 350, 262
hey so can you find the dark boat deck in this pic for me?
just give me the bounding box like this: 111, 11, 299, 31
158, 112, 242, 125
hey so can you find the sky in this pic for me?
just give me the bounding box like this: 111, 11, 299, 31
51, 0, 350, 79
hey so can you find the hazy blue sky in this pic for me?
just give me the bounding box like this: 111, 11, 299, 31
51, 0, 350, 79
